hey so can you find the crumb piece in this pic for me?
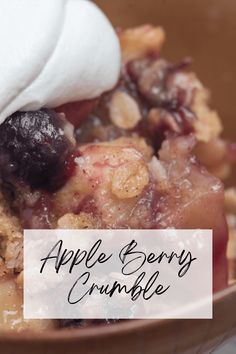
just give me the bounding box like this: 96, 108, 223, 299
148, 108, 181, 133
112, 161, 149, 199
225, 188, 236, 215
119, 25, 165, 61
109, 91, 141, 129
108, 137, 153, 160
192, 88, 223, 142
57, 212, 98, 229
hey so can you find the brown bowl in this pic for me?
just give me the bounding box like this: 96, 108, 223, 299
1, 285, 236, 354
1, 0, 236, 353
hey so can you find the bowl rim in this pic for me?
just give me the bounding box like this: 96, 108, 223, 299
0, 283, 236, 343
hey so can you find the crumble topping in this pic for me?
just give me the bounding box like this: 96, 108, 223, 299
109, 91, 142, 129
0, 24, 234, 330
57, 212, 99, 229
191, 88, 223, 143
0, 191, 22, 276
119, 25, 165, 61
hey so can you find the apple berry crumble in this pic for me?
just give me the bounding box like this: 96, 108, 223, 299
0, 25, 234, 331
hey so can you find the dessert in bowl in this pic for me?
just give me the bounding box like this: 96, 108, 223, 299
0, 0, 236, 352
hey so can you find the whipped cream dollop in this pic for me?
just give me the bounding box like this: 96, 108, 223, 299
0, 0, 121, 125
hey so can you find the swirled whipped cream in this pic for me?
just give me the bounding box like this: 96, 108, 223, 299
0, 0, 121, 125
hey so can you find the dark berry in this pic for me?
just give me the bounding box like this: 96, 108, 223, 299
58, 318, 119, 329
0, 109, 74, 190
59, 319, 84, 329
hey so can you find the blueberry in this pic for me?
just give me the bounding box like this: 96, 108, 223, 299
0, 109, 73, 190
